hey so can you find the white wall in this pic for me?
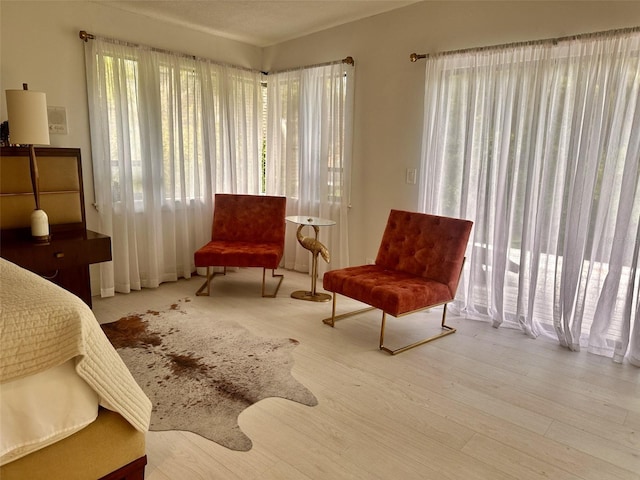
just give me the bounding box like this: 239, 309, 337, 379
264, 1, 640, 265
2, 1, 639, 295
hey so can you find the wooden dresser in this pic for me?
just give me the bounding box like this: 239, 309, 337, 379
0, 147, 111, 307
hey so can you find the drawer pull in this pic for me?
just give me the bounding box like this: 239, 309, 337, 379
55, 252, 65, 258
42, 270, 59, 280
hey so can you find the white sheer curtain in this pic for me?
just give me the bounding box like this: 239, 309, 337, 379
419, 29, 640, 366
266, 62, 355, 275
85, 38, 263, 295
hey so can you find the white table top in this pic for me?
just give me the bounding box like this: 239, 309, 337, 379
285, 215, 336, 227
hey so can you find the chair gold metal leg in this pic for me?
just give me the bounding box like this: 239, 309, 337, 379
323, 295, 337, 327
195, 266, 227, 296
323, 296, 456, 354
261, 268, 284, 298
195, 266, 211, 296
321, 294, 377, 327
379, 304, 456, 355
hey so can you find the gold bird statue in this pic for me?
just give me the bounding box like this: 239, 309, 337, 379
296, 225, 330, 263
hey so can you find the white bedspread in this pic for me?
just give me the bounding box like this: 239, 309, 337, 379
1, 359, 99, 465
0, 258, 151, 435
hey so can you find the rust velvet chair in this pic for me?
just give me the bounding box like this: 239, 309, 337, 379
322, 210, 473, 354
194, 194, 287, 297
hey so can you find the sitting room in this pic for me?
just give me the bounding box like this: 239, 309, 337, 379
1, 1, 638, 479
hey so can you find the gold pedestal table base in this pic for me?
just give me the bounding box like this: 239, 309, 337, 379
290, 289, 332, 302
286, 216, 336, 302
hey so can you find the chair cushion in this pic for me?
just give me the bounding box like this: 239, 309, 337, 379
323, 210, 473, 317
211, 194, 286, 244
194, 241, 283, 270
194, 194, 286, 271
375, 210, 472, 295
323, 265, 453, 317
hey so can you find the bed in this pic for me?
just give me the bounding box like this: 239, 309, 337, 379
0, 258, 152, 479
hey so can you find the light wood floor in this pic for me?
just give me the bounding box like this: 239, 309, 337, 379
92, 268, 640, 480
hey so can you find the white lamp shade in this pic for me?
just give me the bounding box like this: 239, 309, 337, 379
6, 89, 50, 145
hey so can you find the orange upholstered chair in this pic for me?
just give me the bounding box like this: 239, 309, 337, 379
194, 194, 287, 297
322, 210, 473, 354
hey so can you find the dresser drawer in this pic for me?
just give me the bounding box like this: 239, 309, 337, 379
1, 232, 110, 271
0, 230, 111, 307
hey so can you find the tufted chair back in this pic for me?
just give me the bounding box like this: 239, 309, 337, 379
375, 210, 473, 296
211, 194, 286, 245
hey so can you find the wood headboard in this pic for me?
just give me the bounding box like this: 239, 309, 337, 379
0, 147, 86, 235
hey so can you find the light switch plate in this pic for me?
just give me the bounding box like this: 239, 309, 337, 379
48, 106, 68, 134
406, 168, 417, 184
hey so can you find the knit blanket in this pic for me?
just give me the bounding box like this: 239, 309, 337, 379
0, 258, 151, 433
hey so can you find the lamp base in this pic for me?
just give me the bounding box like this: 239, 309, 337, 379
31, 209, 50, 244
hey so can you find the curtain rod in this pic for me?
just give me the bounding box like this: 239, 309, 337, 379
79, 31, 354, 75
409, 25, 640, 62
79, 30, 265, 74
265, 56, 355, 75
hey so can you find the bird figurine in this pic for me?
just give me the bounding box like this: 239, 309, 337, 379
296, 224, 330, 263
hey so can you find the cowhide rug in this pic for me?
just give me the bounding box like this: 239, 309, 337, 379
101, 298, 317, 451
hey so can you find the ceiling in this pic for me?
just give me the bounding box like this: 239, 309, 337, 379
96, 0, 421, 47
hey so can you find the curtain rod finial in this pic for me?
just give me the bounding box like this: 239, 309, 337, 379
410, 53, 427, 62
79, 30, 95, 42
343, 56, 354, 66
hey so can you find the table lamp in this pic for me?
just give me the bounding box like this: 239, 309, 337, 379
6, 83, 51, 243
